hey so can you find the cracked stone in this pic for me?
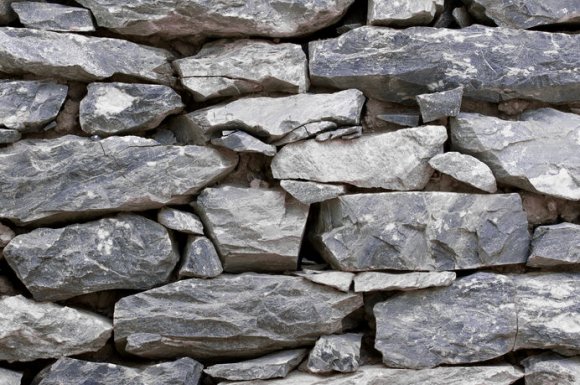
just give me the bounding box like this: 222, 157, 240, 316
157, 207, 204, 235
294, 270, 354, 292
12, 2, 95, 32
272, 121, 338, 146
416, 87, 463, 122
522, 353, 580, 385
211, 131, 277, 157
368, 0, 444, 27
376, 113, 420, 127
178, 236, 223, 279
354, 271, 456, 292
428, 152, 497, 193
306, 333, 362, 374
280, 180, 347, 205
527, 223, 580, 267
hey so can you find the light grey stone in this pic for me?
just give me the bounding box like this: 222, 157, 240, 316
280, 180, 347, 205
0, 222, 14, 248
307, 334, 362, 374
309, 26, 580, 103
0, 27, 174, 84
272, 121, 338, 146
211, 131, 277, 157
315, 126, 362, 142
4, 214, 178, 301
157, 207, 204, 235
522, 353, 580, 385
528, 223, 580, 267
12, 2, 95, 32
0, 367, 22, 385
451, 108, 580, 200
368, 0, 444, 27
114, 273, 363, 359
80, 83, 183, 136
204, 349, 307, 381
294, 270, 354, 292
0, 295, 112, 362
428, 152, 497, 193
377, 113, 420, 127
178, 236, 223, 279
417, 87, 463, 122
175, 39, 308, 102
354, 271, 456, 292
0, 128, 19, 143
272, 126, 446, 190
0, 135, 237, 225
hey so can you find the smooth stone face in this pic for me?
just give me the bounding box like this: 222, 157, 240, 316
309, 26, 580, 103
294, 270, 355, 293
0, 27, 174, 84
80, 83, 183, 136
211, 131, 277, 157
114, 274, 363, 359
38, 357, 203, 385
522, 353, 580, 385
4, 214, 178, 301
0, 222, 14, 248
528, 223, 580, 267
354, 271, 456, 292
175, 39, 308, 102
314, 192, 529, 272
307, 334, 362, 374
12, 3, 95, 32
194, 186, 309, 273
0, 136, 237, 225
205, 349, 307, 381
0, 295, 112, 362
368, 0, 443, 27
428, 152, 497, 193
451, 109, 580, 200
377, 113, 420, 127
0, 80, 67, 131
0, 129, 20, 143
0, 367, 22, 385
157, 207, 204, 235
280, 180, 347, 205
272, 126, 446, 190
416, 87, 463, 122
272, 121, 338, 146
178, 236, 223, 279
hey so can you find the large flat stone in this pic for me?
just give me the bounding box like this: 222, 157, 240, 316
522, 353, 580, 385
0, 0, 16, 24
528, 223, 580, 267
354, 271, 456, 292
12, 2, 95, 32
306, 333, 362, 374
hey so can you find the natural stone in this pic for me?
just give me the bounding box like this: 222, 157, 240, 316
294, 270, 354, 292
211, 131, 277, 157
0, 222, 14, 248
4, 213, 178, 301
307, 333, 362, 374
0, 367, 22, 385
80, 83, 183, 136
528, 223, 580, 267
272, 126, 446, 190
451, 108, 580, 200
315, 126, 362, 142
0, 135, 237, 224
0, 128, 20, 143
272, 121, 338, 146
157, 207, 204, 235
0, 295, 112, 362
368, 0, 444, 27
178, 236, 223, 279
452, 6, 473, 27
376, 113, 420, 127
0, 0, 16, 24
12, 2, 95, 32
416, 87, 463, 122
354, 272, 456, 292
522, 353, 580, 385
114, 274, 363, 359
175, 39, 308, 102
280, 180, 347, 205
428, 152, 497, 193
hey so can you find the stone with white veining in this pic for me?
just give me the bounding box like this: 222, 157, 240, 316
307, 333, 362, 374
0, 0, 16, 24
178, 236, 223, 279
157, 207, 204, 235
368, 0, 444, 27
428, 152, 497, 193
12, 2, 95, 32
280, 180, 347, 205
272, 121, 338, 146
354, 271, 456, 292
522, 353, 580, 385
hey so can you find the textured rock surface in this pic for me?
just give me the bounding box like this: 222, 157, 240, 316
194, 186, 309, 272
522, 353, 580, 385
114, 274, 363, 359
0, 136, 237, 224
0, 0, 16, 24
354, 272, 456, 292
451, 109, 580, 200
294, 270, 354, 292
4, 214, 178, 301
314, 192, 529, 271
416, 87, 463, 122
528, 223, 580, 267
211, 131, 277, 156
315, 126, 362, 141
80, 83, 183, 136
307, 334, 362, 374
178, 236, 223, 279
368, 0, 444, 27
272, 121, 338, 146
157, 207, 204, 235
0, 128, 20, 143
309, 26, 580, 103
175, 39, 308, 102
272, 126, 446, 190
280, 180, 347, 205
12, 2, 95, 32
0, 367, 22, 385
428, 152, 497, 193
0, 295, 112, 362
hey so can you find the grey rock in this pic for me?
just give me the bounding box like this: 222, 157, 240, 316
114, 274, 363, 359
451, 108, 580, 200
0, 367, 22, 385
0, 222, 14, 248
314, 192, 529, 271
12, 2, 95, 32
175, 39, 308, 102
280, 180, 347, 205
272, 126, 446, 190
0, 27, 174, 84
294, 270, 354, 292
428, 152, 497, 193
205, 349, 307, 381
522, 353, 580, 385
368, 0, 444, 27
0, 0, 16, 24
452, 6, 473, 27
194, 186, 308, 272
377, 113, 420, 127
211, 131, 277, 157
0, 295, 112, 362
315, 126, 362, 142
80, 83, 184, 136
417, 87, 463, 122
307, 334, 362, 374
528, 223, 580, 267
272, 121, 338, 146
309, 26, 580, 103
38, 357, 203, 385
354, 271, 456, 292
0, 129, 20, 143
157, 207, 204, 235
0, 135, 237, 225
0, 80, 67, 131
178, 236, 223, 279
4, 214, 178, 301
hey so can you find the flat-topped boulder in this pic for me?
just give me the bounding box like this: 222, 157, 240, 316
368, 0, 444, 27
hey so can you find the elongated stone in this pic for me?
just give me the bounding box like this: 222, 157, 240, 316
0, 128, 19, 144
0, 136, 237, 224
0, 367, 22, 385
307, 334, 362, 374
522, 353, 580, 385
528, 223, 580, 267
157, 207, 204, 235
416, 87, 463, 122
272, 121, 338, 146
178, 236, 223, 279
211, 131, 277, 157
12, 2, 95, 32
114, 274, 363, 359
280, 180, 347, 205
368, 0, 444, 27
428, 152, 497, 193
354, 272, 456, 292
294, 270, 354, 292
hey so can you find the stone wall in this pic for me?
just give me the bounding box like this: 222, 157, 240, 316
0, 1, 579, 384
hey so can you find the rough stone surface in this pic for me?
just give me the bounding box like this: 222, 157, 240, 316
294, 270, 354, 293
354, 272, 456, 292
272, 121, 338, 146
280, 180, 347, 205
80, 83, 184, 136
0, 128, 20, 143
528, 223, 580, 267
0, 367, 22, 385
417, 87, 463, 122
157, 207, 204, 235
368, 0, 444, 27
175, 39, 308, 102
428, 152, 497, 193
0, 136, 237, 224
4, 214, 178, 301
178, 236, 223, 279
0, 222, 14, 248
0, 0, 16, 24
522, 353, 580, 385
211, 131, 277, 157
12, 2, 95, 32
0, 295, 112, 362
307, 333, 362, 374
272, 126, 446, 190
451, 108, 580, 200
309, 26, 580, 103
0, 27, 174, 84
194, 186, 309, 273
114, 274, 363, 359
314, 192, 529, 271
377, 113, 420, 127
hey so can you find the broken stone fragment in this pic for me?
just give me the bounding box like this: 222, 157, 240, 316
272, 121, 338, 146
0, 367, 22, 385
0, 128, 20, 143
178, 236, 223, 279
376, 113, 420, 127
416, 87, 463, 122
527, 223, 580, 267
428, 152, 497, 193
294, 270, 355, 293
157, 207, 204, 235
211, 131, 277, 157
522, 353, 580, 385
280, 180, 347, 205
307, 334, 362, 374
354, 271, 456, 292
315, 126, 362, 142
368, 0, 444, 27
12, 2, 95, 32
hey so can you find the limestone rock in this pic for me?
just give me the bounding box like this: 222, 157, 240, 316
0, 367, 22, 385
528, 223, 580, 267
175, 39, 308, 102
12, 2, 95, 32
80, 83, 183, 136
294, 270, 354, 292
307, 334, 362, 374
272, 126, 446, 190
315, 126, 362, 142
368, 0, 444, 27
211, 131, 277, 157
354, 271, 456, 292
194, 186, 309, 273
522, 353, 580, 385
114, 274, 363, 359
0, 295, 112, 362
157, 207, 204, 235
272, 121, 338, 146
309, 26, 580, 103
416, 87, 463, 122
428, 152, 497, 193
0, 27, 174, 84
4, 214, 178, 301
178, 236, 223, 279
451, 109, 580, 200
0, 136, 237, 225
280, 180, 347, 205
0, 129, 20, 143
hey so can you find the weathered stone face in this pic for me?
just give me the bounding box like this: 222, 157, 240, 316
0, 128, 20, 143
306, 334, 362, 374
157, 208, 204, 235
12, 2, 95, 32
528, 223, 580, 267
354, 272, 456, 292
522, 353, 580, 385
178, 236, 223, 279
428, 152, 497, 193
280, 180, 347, 205
416, 87, 463, 123
368, 0, 444, 27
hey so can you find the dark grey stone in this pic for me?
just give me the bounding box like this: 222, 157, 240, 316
0, 0, 16, 24
293, 270, 354, 293
306, 334, 362, 374
368, 0, 444, 27
280, 180, 347, 205
178, 236, 223, 279
0, 128, 19, 143
376, 113, 420, 127
528, 223, 580, 267
416, 87, 463, 122
211, 131, 277, 157
12, 2, 95, 32
354, 271, 456, 292
522, 353, 580, 385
